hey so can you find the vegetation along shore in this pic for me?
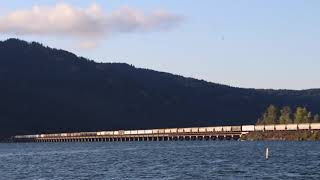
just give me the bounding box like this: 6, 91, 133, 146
241, 105, 320, 141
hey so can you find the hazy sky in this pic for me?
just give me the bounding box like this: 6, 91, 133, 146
1, 0, 319, 90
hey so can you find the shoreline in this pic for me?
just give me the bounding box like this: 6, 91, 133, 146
241, 130, 320, 141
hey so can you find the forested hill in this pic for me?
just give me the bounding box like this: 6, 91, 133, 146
1, 38, 320, 138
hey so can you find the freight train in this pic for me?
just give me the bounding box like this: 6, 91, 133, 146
14, 123, 320, 139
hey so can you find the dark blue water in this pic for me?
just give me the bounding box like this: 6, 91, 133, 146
0, 141, 319, 179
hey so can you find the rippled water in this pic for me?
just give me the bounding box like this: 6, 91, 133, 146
0, 141, 319, 179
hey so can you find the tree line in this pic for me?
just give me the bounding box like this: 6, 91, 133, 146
256, 105, 320, 125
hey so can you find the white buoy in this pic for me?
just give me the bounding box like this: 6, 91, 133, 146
265, 147, 269, 160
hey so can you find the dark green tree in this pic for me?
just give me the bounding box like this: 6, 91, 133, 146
266, 105, 279, 124
279, 106, 292, 124
257, 105, 279, 125
307, 112, 313, 123
294, 107, 309, 124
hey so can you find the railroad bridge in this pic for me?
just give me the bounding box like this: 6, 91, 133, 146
27, 132, 242, 143
13, 123, 320, 143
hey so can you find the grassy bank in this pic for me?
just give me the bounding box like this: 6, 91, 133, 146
241, 130, 320, 141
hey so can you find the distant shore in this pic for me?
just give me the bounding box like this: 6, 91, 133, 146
241, 130, 320, 141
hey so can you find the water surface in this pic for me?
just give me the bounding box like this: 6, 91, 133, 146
0, 141, 319, 179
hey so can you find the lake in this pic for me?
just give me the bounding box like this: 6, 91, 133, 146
0, 141, 319, 179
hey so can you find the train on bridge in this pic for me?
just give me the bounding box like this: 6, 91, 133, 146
13, 123, 320, 142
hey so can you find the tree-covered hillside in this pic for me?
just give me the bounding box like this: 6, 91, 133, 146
1, 39, 320, 138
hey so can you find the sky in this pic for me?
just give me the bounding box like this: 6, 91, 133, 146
0, 0, 319, 90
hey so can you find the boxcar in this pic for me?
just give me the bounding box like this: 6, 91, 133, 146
265, 125, 275, 131
275, 124, 286, 131
199, 127, 207, 132
310, 123, 320, 130
164, 129, 171, 133
98, 131, 113, 136
191, 128, 199, 133
81, 132, 96, 136
158, 129, 165, 134
184, 128, 192, 133
145, 129, 153, 134
106, 131, 114, 135
254, 125, 265, 131
298, 123, 310, 130
286, 124, 297, 130
152, 129, 159, 134
169, 128, 177, 133
214, 126, 223, 132
231, 126, 241, 132
242, 125, 254, 131
206, 127, 215, 132
223, 126, 232, 132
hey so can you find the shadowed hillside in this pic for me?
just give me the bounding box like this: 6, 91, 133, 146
1, 39, 320, 138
